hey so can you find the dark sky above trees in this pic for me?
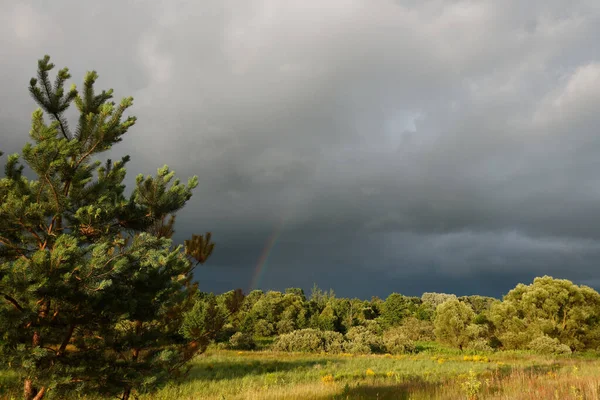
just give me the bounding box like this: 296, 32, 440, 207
2, 1, 600, 299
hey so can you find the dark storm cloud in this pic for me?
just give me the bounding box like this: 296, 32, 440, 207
3, 0, 600, 298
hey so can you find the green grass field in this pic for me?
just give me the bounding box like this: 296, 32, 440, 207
2, 344, 600, 399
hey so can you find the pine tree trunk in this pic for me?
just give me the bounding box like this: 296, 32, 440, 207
24, 380, 46, 400
24, 330, 42, 399
24, 379, 34, 400
25, 300, 49, 399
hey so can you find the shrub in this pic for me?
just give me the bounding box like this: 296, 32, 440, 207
272, 329, 345, 353
397, 317, 435, 341
466, 338, 494, 352
254, 319, 275, 337
229, 332, 256, 350
364, 320, 383, 335
344, 326, 385, 354
496, 331, 531, 350
276, 319, 296, 334
527, 336, 572, 355
215, 323, 237, 343
382, 329, 416, 354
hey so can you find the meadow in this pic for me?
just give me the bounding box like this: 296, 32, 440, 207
3, 343, 599, 400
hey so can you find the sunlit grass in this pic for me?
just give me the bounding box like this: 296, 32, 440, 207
140, 348, 600, 400
2, 345, 600, 399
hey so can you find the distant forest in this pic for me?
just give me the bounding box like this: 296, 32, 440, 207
203, 276, 600, 356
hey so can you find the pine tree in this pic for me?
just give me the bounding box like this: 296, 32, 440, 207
0, 56, 222, 399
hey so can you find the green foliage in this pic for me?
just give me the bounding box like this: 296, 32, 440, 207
391, 316, 435, 341
380, 293, 418, 328
458, 295, 499, 315
285, 287, 306, 300
460, 369, 482, 400
184, 233, 214, 265
0, 56, 217, 400
465, 338, 494, 353
344, 326, 384, 354
527, 335, 572, 355
309, 284, 335, 307
489, 276, 600, 351
315, 304, 340, 332
272, 329, 345, 353
422, 292, 458, 308
434, 299, 478, 350
382, 328, 416, 354
363, 319, 383, 336
181, 294, 225, 346
254, 320, 275, 337
228, 332, 256, 350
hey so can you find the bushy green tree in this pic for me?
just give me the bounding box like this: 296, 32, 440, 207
344, 326, 384, 354
394, 317, 435, 341
284, 287, 306, 300
309, 284, 335, 308
421, 292, 457, 308
0, 56, 216, 400
277, 292, 308, 334
382, 328, 416, 354
247, 291, 287, 336
490, 276, 600, 351
315, 304, 341, 332
361, 300, 380, 321
434, 299, 478, 350
380, 293, 419, 328
458, 295, 499, 315
237, 290, 264, 333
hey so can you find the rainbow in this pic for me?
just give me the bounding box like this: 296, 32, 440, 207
249, 215, 287, 292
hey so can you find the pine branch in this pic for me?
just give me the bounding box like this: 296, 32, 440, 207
44, 173, 61, 210
55, 115, 71, 141
32, 387, 47, 400
184, 233, 215, 265
16, 218, 44, 248
57, 323, 76, 356
1, 293, 24, 312
0, 236, 31, 260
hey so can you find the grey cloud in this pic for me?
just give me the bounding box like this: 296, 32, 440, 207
3, 0, 600, 297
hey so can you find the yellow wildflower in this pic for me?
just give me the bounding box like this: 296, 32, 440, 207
366, 368, 376, 376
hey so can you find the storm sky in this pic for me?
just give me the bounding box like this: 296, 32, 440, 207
2, 0, 600, 299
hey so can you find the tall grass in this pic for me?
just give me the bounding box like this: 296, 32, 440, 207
2, 347, 600, 399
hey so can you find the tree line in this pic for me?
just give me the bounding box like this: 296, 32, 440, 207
200, 275, 600, 357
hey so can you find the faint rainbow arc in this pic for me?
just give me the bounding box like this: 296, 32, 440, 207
249, 215, 287, 292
